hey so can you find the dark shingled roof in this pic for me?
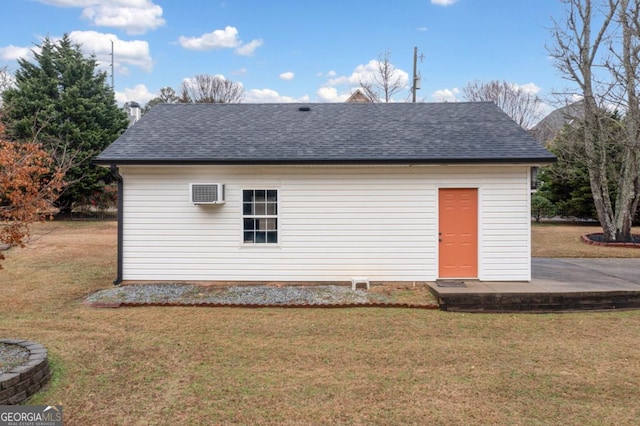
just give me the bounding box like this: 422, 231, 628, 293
95, 102, 555, 165
530, 101, 585, 145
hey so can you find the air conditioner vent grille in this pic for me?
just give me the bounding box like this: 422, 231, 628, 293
190, 183, 225, 204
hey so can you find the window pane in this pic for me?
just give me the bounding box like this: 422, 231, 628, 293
255, 202, 266, 215
243, 188, 278, 244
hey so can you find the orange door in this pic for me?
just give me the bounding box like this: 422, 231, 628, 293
438, 188, 478, 278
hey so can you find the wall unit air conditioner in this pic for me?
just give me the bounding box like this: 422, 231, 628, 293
190, 183, 225, 205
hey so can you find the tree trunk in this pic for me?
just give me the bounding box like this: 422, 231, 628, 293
612, 145, 638, 241
583, 90, 616, 241
613, 0, 640, 241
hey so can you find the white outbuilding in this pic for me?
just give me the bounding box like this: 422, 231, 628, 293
96, 102, 555, 284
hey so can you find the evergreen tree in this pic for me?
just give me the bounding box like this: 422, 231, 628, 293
531, 193, 555, 223
537, 111, 624, 220
1, 35, 128, 212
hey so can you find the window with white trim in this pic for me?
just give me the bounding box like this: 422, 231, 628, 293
242, 189, 278, 244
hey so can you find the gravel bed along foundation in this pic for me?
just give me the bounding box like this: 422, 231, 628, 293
85, 283, 439, 308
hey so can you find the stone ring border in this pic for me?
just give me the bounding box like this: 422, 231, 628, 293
0, 339, 52, 405
581, 233, 640, 248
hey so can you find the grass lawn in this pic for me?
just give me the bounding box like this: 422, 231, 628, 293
532, 223, 640, 258
1, 221, 640, 425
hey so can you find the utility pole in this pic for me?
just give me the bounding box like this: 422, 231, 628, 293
412, 47, 422, 103
110, 40, 115, 90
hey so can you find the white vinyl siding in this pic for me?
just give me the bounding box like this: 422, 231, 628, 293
119, 164, 531, 282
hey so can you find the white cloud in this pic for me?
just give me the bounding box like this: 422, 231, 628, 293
39, 0, 114, 5
0, 45, 33, 61
432, 88, 460, 102
69, 30, 153, 73
417, 27, 428, 32
431, 0, 457, 5
316, 87, 349, 102
39, 0, 165, 35
244, 88, 309, 103
570, 94, 584, 103
327, 60, 410, 89
81, 3, 164, 35
324, 59, 410, 94
115, 83, 155, 106
430, 82, 541, 105
317, 70, 337, 78
179, 26, 240, 50
0, 32, 152, 76
279, 71, 294, 81
179, 26, 263, 56
235, 38, 263, 56
511, 82, 541, 95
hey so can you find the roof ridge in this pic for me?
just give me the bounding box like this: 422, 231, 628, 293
97, 102, 555, 166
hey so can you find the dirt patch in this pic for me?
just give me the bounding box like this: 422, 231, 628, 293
367, 283, 438, 304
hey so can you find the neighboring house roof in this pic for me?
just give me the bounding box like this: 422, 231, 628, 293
530, 101, 585, 145
345, 89, 373, 103
95, 102, 555, 166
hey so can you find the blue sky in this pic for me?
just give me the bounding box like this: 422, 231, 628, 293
1, 0, 568, 112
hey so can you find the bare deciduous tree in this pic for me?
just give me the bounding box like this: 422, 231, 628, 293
157, 86, 179, 103
609, 0, 640, 238
179, 74, 244, 104
144, 86, 179, 113
358, 51, 406, 103
0, 66, 12, 95
461, 80, 543, 129
549, 0, 640, 242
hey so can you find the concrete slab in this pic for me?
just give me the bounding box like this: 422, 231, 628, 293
551, 258, 640, 284
532, 258, 640, 291
427, 257, 640, 311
